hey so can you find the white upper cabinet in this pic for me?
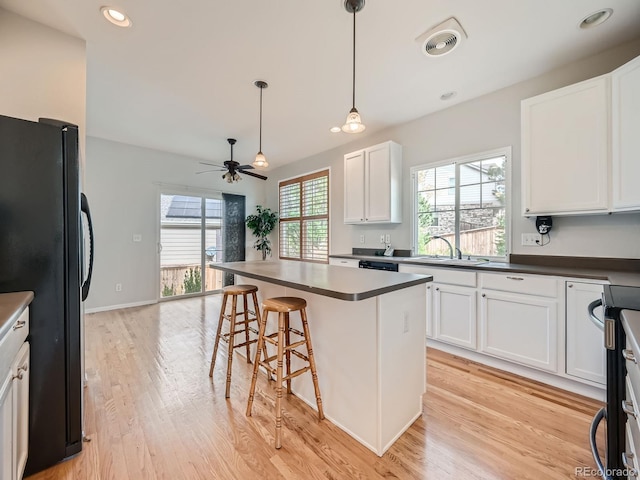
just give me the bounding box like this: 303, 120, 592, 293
612, 55, 640, 211
344, 141, 402, 224
521, 54, 640, 216
521, 76, 610, 216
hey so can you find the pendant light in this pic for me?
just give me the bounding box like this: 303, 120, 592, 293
342, 0, 366, 134
252, 80, 269, 169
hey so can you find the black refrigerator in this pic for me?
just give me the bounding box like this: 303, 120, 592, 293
0, 114, 94, 475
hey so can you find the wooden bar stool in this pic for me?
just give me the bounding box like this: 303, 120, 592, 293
209, 284, 264, 398
246, 296, 324, 449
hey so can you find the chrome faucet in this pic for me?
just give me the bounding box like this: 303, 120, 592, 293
431, 235, 463, 259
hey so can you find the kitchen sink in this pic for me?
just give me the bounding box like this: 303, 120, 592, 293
410, 257, 490, 266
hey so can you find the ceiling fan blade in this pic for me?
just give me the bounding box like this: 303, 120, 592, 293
239, 169, 268, 180
199, 161, 225, 168
236, 164, 254, 170
195, 169, 221, 175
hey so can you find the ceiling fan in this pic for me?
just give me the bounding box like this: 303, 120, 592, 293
197, 138, 268, 182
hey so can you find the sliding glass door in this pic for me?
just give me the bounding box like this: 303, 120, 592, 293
159, 192, 223, 298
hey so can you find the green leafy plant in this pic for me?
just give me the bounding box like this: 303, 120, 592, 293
162, 283, 176, 297
246, 205, 279, 260
183, 267, 202, 294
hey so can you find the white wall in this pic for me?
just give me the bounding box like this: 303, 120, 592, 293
0, 9, 86, 167
84, 137, 267, 311
266, 38, 640, 259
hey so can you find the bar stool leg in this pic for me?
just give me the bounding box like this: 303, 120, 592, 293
284, 312, 292, 394
246, 307, 269, 417
242, 293, 252, 362
251, 291, 268, 368
225, 294, 239, 398
275, 311, 285, 449
301, 308, 324, 420
209, 293, 228, 377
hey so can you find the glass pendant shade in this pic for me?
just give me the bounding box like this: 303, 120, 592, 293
342, 107, 366, 133
253, 151, 268, 169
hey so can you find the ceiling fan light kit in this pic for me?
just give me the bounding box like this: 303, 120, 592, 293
341, 0, 366, 134
196, 137, 267, 183
252, 80, 269, 169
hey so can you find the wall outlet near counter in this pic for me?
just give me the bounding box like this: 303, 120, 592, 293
359, 235, 365, 244
385, 234, 391, 243
521, 233, 541, 246
115, 283, 122, 292
380, 234, 385, 244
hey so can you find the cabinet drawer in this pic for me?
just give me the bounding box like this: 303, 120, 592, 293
625, 422, 640, 478
625, 376, 640, 454
329, 258, 360, 268
399, 265, 476, 287
625, 342, 640, 403
0, 308, 29, 377
480, 272, 557, 297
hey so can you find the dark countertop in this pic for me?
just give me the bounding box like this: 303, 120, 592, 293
329, 253, 640, 286
0, 291, 34, 342
211, 260, 432, 301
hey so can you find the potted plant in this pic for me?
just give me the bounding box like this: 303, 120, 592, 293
246, 205, 279, 260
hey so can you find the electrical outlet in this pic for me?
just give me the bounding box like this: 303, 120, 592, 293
359, 234, 365, 244
133, 234, 142, 242
115, 283, 122, 292
521, 233, 541, 246
385, 234, 391, 244
380, 234, 385, 244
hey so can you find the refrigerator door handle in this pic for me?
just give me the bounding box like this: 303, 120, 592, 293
590, 407, 614, 480
80, 193, 94, 301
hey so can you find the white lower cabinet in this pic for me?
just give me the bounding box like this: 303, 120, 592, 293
433, 284, 477, 350
12, 343, 29, 480
565, 281, 606, 385
479, 289, 558, 372
0, 370, 13, 480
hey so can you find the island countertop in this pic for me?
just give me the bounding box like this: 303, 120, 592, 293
211, 260, 432, 301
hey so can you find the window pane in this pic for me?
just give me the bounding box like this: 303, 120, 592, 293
459, 208, 506, 257
482, 157, 506, 181
435, 164, 455, 189
303, 176, 328, 216
433, 187, 455, 211
459, 184, 481, 210
279, 221, 300, 258
302, 219, 328, 261
417, 168, 435, 190
280, 183, 300, 219
460, 161, 481, 186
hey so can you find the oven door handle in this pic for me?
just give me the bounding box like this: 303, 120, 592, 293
590, 407, 613, 480
588, 299, 604, 331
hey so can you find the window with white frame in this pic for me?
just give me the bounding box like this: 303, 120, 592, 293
412, 148, 510, 259
279, 169, 329, 263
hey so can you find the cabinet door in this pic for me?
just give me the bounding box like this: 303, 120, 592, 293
521, 76, 609, 215
366, 143, 392, 222
612, 55, 640, 211
12, 343, 29, 480
480, 290, 558, 372
566, 282, 605, 385
0, 372, 13, 480
344, 150, 366, 223
433, 284, 477, 349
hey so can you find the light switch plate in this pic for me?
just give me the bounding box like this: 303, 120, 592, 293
521, 233, 541, 246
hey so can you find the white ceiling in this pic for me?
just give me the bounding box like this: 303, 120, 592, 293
2, 0, 640, 170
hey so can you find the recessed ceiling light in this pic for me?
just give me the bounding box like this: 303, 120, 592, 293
579, 9, 613, 29
100, 6, 132, 27
440, 91, 457, 101
330, 126, 341, 133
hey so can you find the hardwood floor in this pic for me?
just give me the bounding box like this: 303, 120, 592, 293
26, 295, 603, 480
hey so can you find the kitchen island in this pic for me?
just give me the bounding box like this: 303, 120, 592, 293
211, 260, 432, 456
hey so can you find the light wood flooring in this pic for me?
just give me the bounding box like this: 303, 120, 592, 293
26, 294, 603, 480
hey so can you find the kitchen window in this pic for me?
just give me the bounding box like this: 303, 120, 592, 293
411, 147, 510, 259
279, 169, 330, 263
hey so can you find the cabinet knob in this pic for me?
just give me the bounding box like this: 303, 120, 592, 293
427, 286, 431, 290
623, 349, 637, 364
525, 208, 530, 213
623, 400, 637, 419
12, 366, 27, 381
435, 287, 439, 291
622, 452, 638, 478
568, 284, 573, 288
482, 293, 486, 297
360, 218, 363, 221
506, 276, 524, 281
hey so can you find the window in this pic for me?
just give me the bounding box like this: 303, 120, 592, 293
412, 148, 510, 259
279, 169, 329, 263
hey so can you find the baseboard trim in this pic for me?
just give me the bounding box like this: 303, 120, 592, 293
85, 299, 157, 314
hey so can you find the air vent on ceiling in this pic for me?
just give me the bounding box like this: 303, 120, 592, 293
416, 17, 467, 57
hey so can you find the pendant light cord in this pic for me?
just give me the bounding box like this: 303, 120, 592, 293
259, 85, 263, 151
351, 7, 356, 109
